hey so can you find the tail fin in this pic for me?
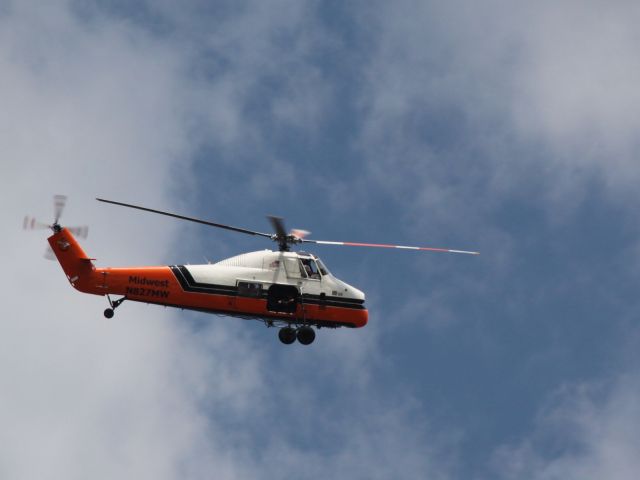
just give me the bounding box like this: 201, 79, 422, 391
48, 228, 98, 293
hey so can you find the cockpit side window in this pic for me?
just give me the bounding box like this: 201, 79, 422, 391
300, 258, 321, 279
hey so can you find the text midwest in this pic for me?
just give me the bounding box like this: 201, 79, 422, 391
128, 276, 169, 288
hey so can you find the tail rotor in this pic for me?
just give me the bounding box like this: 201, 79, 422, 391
23, 216, 50, 231
24, 195, 89, 259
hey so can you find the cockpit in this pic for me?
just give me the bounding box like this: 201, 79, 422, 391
260, 250, 334, 282
297, 252, 330, 280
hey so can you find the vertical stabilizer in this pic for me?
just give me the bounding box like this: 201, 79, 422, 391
47, 228, 98, 294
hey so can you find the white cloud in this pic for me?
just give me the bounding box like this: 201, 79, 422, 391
492, 374, 640, 480
358, 1, 640, 208
0, 3, 259, 479
513, 2, 640, 154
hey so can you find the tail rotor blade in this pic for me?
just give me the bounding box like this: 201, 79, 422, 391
23, 216, 50, 231
68, 226, 89, 239
53, 194, 67, 224
44, 246, 56, 260
25, 196, 89, 262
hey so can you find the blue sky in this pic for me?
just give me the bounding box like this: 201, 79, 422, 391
2, 1, 640, 479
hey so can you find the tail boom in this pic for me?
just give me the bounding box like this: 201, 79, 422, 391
48, 229, 178, 299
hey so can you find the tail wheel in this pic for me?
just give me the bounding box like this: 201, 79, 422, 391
278, 326, 296, 345
297, 326, 315, 345
104, 308, 114, 319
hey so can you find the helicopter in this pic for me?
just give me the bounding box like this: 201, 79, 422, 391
25, 196, 479, 345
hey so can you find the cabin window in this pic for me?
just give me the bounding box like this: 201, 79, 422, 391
284, 257, 305, 278
237, 281, 262, 298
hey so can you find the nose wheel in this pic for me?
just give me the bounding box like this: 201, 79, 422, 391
278, 325, 315, 345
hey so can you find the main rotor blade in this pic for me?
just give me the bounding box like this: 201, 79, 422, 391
302, 238, 479, 255
96, 198, 273, 238
267, 215, 287, 238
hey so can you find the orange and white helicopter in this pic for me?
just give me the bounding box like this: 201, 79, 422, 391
26, 196, 479, 345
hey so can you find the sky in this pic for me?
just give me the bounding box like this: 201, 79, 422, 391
2, 1, 640, 478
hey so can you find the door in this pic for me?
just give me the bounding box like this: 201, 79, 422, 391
266, 284, 299, 314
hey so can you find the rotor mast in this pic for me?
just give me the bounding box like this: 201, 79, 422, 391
267, 216, 304, 251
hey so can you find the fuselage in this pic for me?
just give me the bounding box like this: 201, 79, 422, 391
48, 228, 368, 328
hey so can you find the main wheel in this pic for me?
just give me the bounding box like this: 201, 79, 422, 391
278, 327, 296, 345
297, 326, 316, 345
103, 308, 114, 319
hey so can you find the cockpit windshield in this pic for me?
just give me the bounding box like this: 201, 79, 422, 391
316, 258, 330, 276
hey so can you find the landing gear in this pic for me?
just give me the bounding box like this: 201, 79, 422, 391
277, 325, 316, 345
297, 326, 316, 345
278, 327, 297, 345
104, 295, 126, 318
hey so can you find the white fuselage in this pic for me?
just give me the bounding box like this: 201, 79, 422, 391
184, 250, 364, 301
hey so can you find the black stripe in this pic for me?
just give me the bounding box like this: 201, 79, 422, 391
170, 265, 190, 290
170, 265, 237, 296
301, 293, 365, 310
137, 299, 359, 328
306, 301, 365, 310
169, 265, 366, 310
302, 293, 364, 305
178, 266, 236, 293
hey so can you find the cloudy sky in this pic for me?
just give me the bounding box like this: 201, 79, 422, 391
2, 1, 640, 478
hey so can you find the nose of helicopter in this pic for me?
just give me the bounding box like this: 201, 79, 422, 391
356, 305, 369, 328
332, 277, 365, 301
348, 284, 365, 301
335, 281, 368, 328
